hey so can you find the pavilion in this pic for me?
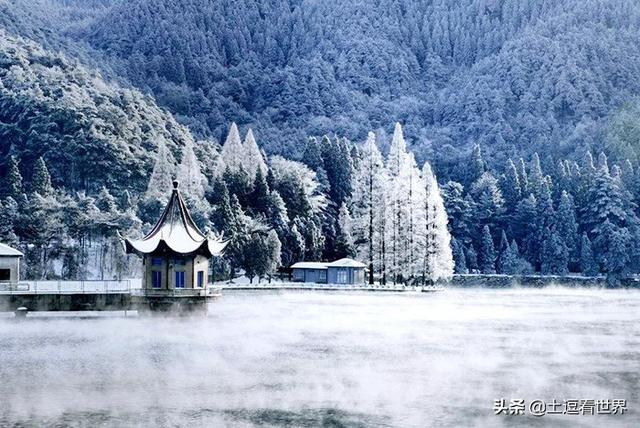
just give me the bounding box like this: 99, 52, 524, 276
124, 180, 226, 296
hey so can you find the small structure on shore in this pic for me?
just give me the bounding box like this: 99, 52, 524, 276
123, 180, 226, 310
0, 243, 23, 283
291, 258, 366, 285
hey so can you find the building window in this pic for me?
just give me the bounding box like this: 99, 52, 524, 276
173, 257, 186, 265
318, 270, 327, 283
151, 271, 162, 288
293, 269, 304, 281
151, 257, 163, 266
337, 269, 347, 284
175, 271, 185, 288
197, 271, 204, 287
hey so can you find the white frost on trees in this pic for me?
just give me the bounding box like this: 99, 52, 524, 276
146, 136, 176, 200
177, 140, 207, 200
350, 131, 387, 283
351, 124, 454, 284
244, 128, 268, 182
420, 161, 454, 283
219, 122, 244, 173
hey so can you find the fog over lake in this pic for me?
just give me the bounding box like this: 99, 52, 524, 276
0, 288, 638, 427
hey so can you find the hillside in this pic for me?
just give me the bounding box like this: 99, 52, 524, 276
55, 0, 640, 167
0, 31, 200, 193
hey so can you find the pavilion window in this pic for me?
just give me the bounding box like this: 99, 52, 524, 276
151, 271, 162, 288
197, 271, 204, 287
174, 258, 186, 266
175, 271, 185, 288
151, 257, 163, 266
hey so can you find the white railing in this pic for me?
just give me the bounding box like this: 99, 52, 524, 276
0, 280, 131, 294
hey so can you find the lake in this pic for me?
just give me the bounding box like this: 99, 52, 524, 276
0, 287, 638, 427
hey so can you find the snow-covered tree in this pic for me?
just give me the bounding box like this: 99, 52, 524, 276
580, 233, 598, 276
479, 225, 496, 274
419, 161, 454, 283
219, 122, 244, 173
243, 129, 268, 182
6, 155, 23, 199
177, 140, 207, 200
335, 202, 355, 258
351, 131, 387, 284
31, 156, 53, 196
146, 137, 176, 200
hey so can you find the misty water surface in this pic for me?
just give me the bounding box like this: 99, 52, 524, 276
0, 288, 638, 427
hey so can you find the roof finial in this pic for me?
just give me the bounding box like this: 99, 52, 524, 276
173, 180, 179, 190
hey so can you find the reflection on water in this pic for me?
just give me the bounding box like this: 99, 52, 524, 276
0, 288, 639, 427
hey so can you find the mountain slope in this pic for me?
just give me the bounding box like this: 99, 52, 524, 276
65, 0, 640, 164
0, 31, 197, 193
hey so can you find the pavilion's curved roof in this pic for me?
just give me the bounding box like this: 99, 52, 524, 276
124, 181, 226, 257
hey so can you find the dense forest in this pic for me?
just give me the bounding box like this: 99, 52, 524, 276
1, 0, 640, 283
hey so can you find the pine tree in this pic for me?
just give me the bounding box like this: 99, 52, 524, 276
470, 171, 504, 234
387, 122, 408, 177
580, 233, 598, 276
146, 137, 176, 200
243, 128, 268, 182
177, 140, 207, 200
540, 229, 569, 275
31, 156, 54, 196
496, 230, 510, 274
451, 237, 467, 274
468, 143, 486, 184
555, 191, 578, 267
351, 132, 387, 283
479, 225, 496, 274
335, 202, 355, 258
466, 244, 478, 273
421, 161, 454, 283
501, 159, 521, 211
440, 181, 473, 245
6, 155, 23, 199
250, 168, 271, 216
517, 157, 528, 194
220, 122, 245, 172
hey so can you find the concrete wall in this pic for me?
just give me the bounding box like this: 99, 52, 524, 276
0, 256, 20, 282
144, 255, 210, 289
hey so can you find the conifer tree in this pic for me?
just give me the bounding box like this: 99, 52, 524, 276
177, 140, 207, 200
466, 244, 479, 273
468, 143, 486, 184
555, 191, 578, 267
496, 230, 510, 274
335, 202, 355, 258
479, 225, 496, 274
501, 159, 521, 211
351, 132, 387, 283
451, 237, 467, 274
6, 155, 23, 199
250, 168, 271, 216
243, 129, 268, 182
580, 233, 598, 276
540, 229, 569, 275
146, 137, 176, 200
421, 161, 454, 283
31, 156, 53, 196
517, 157, 528, 194
220, 122, 245, 172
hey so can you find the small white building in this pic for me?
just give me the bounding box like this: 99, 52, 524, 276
0, 243, 23, 282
